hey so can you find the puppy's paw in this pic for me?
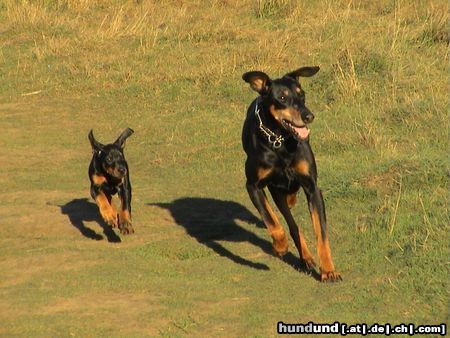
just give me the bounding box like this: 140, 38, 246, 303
100, 206, 118, 228
119, 220, 134, 234
119, 210, 134, 235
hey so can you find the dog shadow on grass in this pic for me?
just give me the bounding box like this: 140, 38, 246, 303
59, 198, 121, 243
148, 197, 319, 280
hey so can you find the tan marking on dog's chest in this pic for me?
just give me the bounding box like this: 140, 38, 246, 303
294, 160, 309, 176
92, 174, 107, 186
257, 167, 272, 181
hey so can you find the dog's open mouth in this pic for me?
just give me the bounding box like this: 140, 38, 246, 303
282, 120, 310, 140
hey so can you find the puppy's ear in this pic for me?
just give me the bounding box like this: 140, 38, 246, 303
285, 66, 320, 79
88, 130, 105, 153
242, 71, 271, 95
114, 128, 134, 149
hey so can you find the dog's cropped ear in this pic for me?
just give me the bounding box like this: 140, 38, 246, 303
88, 130, 105, 153
114, 128, 134, 149
242, 71, 271, 95
285, 66, 320, 79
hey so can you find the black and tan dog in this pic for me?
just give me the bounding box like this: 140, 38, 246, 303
242, 66, 341, 282
88, 128, 134, 235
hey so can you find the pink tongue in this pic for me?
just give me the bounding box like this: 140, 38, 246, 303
295, 126, 310, 140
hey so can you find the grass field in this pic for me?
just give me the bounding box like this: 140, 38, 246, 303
0, 0, 448, 336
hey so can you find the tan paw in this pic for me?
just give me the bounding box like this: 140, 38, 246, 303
320, 269, 342, 282
100, 207, 118, 228
272, 234, 288, 257
119, 220, 134, 235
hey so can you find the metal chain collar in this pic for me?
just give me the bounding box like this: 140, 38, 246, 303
254, 100, 284, 149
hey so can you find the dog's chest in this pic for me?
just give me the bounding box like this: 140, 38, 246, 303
102, 182, 119, 195
269, 159, 301, 190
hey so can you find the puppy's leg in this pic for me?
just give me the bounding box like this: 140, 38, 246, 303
118, 174, 134, 234
91, 183, 118, 228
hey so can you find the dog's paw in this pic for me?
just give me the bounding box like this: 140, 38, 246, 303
272, 235, 288, 257
100, 207, 118, 228
119, 220, 134, 235
320, 269, 342, 282
110, 214, 119, 228
118, 210, 134, 235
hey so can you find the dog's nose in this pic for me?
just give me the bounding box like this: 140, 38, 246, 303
118, 167, 127, 175
304, 113, 314, 123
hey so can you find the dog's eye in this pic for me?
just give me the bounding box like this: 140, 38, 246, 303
106, 156, 113, 163
280, 95, 286, 102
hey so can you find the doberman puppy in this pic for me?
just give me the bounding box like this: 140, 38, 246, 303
242, 66, 341, 282
88, 128, 134, 235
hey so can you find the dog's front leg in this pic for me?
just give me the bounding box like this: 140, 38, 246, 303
117, 175, 134, 235
268, 185, 316, 270
304, 181, 341, 282
246, 171, 288, 257
90, 183, 118, 228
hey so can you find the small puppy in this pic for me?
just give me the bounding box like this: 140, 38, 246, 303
88, 128, 134, 234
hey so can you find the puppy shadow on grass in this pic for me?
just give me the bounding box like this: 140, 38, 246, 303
148, 197, 319, 279
58, 198, 121, 243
